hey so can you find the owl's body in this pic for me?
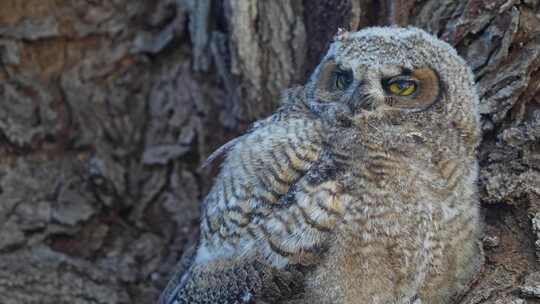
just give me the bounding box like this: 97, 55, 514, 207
160, 27, 483, 304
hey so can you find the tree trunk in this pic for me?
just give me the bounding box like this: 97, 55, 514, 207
0, 1, 539, 303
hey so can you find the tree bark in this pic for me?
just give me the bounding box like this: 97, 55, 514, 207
0, 1, 539, 303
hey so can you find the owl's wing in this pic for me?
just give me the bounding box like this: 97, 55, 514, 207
164, 258, 305, 304
157, 244, 197, 304
160, 102, 348, 304
197, 105, 346, 268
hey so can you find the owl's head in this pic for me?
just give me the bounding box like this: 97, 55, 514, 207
305, 26, 480, 151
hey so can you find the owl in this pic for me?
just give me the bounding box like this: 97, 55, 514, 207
159, 27, 484, 304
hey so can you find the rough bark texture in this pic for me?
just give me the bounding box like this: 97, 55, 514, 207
0, 1, 539, 303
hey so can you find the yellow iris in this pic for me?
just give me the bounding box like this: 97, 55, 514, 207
388, 80, 417, 96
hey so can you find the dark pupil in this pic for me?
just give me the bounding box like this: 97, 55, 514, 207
335, 70, 352, 89
396, 80, 413, 90
396, 81, 408, 90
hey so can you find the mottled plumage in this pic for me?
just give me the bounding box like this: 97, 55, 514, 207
160, 26, 483, 304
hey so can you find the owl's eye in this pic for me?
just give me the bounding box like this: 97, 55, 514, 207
381, 68, 440, 111
334, 68, 353, 90
385, 78, 418, 96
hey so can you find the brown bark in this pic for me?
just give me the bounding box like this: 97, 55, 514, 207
0, 0, 539, 303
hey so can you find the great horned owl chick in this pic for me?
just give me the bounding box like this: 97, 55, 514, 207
160, 26, 483, 304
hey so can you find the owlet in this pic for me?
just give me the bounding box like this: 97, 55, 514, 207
159, 26, 483, 304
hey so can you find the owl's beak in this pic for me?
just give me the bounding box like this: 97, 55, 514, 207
349, 81, 376, 113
